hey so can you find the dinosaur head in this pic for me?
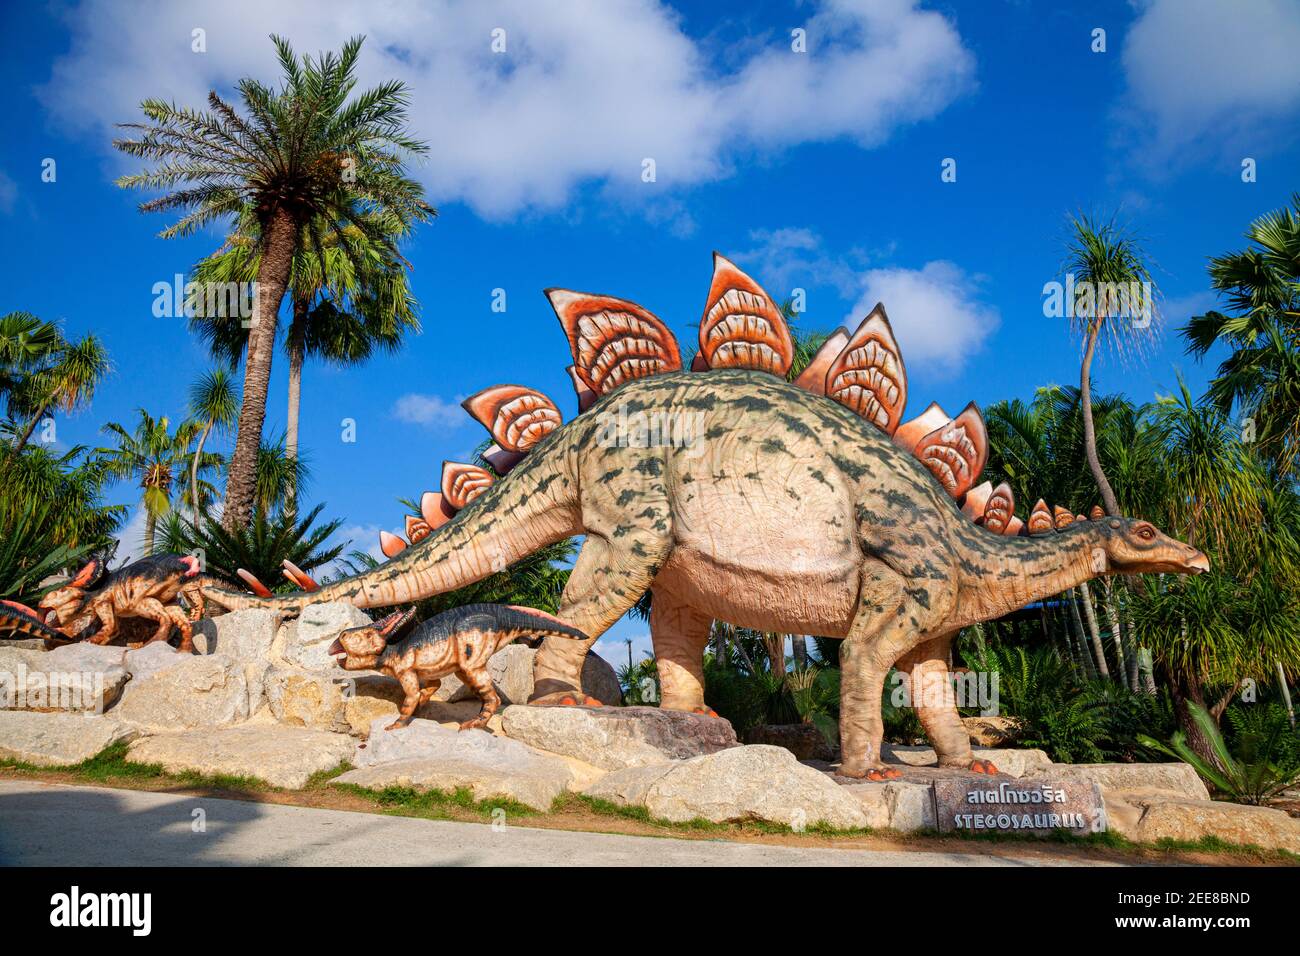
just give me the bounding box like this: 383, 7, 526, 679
1095, 517, 1209, 576
329, 608, 416, 670
37, 557, 107, 630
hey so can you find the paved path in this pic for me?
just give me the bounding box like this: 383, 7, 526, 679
0, 780, 1123, 866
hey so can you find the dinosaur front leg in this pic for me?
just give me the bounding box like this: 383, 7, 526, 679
895, 632, 993, 772
455, 668, 501, 731
649, 587, 712, 713
87, 604, 119, 646
531, 530, 671, 704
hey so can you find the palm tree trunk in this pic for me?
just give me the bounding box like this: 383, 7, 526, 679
190, 422, 212, 519
1277, 660, 1295, 728
1080, 322, 1120, 516
223, 206, 297, 531
791, 635, 808, 668
285, 303, 307, 516
1079, 581, 1109, 678
5, 401, 49, 463
1067, 588, 1097, 677
1102, 578, 1127, 685
143, 511, 156, 556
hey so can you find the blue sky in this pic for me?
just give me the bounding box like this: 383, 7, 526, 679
3, 0, 1300, 666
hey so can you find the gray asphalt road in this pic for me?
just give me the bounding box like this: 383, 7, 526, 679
0, 780, 1122, 866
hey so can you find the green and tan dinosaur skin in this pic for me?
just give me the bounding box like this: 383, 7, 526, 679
204, 368, 1207, 776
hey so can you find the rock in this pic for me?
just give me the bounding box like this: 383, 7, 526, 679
126, 725, 353, 789
192, 608, 280, 660
335, 717, 578, 810
882, 743, 1051, 778
0, 711, 139, 766
838, 780, 937, 831
264, 666, 401, 734
1029, 762, 1210, 802
0, 638, 50, 651
0, 642, 126, 714
500, 705, 738, 770
743, 723, 836, 761
1105, 790, 1300, 853
278, 603, 373, 671
962, 716, 1024, 747
586, 745, 869, 830
125, 642, 194, 682
581, 653, 624, 706
114, 653, 250, 729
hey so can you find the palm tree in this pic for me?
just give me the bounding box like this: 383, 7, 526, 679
1062, 213, 1158, 516
114, 35, 435, 531
100, 410, 217, 554
186, 369, 239, 517
255, 433, 313, 515
2, 316, 109, 465
189, 209, 419, 512
1183, 194, 1300, 476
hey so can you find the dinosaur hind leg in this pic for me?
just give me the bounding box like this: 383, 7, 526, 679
895, 632, 993, 772
456, 667, 501, 731
530, 530, 671, 704
649, 587, 712, 712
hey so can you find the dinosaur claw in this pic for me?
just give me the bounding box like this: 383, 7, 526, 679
281, 560, 320, 592
583, 696, 602, 707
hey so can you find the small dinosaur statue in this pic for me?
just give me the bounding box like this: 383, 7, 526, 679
329, 604, 594, 731
36, 554, 207, 652
206, 253, 1210, 777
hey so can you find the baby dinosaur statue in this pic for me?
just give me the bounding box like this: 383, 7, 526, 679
206, 252, 1209, 778
329, 604, 593, 731
33, 554, 207, 651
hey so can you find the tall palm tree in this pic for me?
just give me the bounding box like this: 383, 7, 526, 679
186, 368, 239, 517
1062, 213, 1158, 516
189, 209, 419, 511
1183, 194, 1300, 476
0, 311, 61, 402
100, 410, 217, 555
114, 35, 435, 530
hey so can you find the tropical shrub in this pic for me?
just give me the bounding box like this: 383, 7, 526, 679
0, 499, 94, 604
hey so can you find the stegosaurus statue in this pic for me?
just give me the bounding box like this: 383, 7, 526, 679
205, 253, 1208, 778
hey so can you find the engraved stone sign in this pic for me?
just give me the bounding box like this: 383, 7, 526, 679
931, 778, 1107, 835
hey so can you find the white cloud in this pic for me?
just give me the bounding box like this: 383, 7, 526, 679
112, 507, 149, 562
39, 0, 975, 219
847, 261, 999, 376
1119, 0, 1300, 163
730, 226, 890, 300
390, 393, 466, 430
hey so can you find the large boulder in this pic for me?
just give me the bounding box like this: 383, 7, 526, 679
500, 705, 737, 770
264, 666, 402, 735
1104, 790, 1300, 853
585, 745, 870, 829
332, 718, 578, 810
126, 725, 353, 789
838, 779, 937, 831
277, 603, 373, 671
962, 716, 1024, 747
191, 608, 280, 660
0, 711, 139, 766
114, 653, 251, 729
0, 642, 126, 714
881, 743, 1051, 778
125, 642, 194, 682
1028, 762, 1211, 802
437, 645, 623, 706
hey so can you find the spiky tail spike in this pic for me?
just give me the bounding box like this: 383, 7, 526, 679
281, 560, 321, 591
892, 402, 950, 454
205, 435, 581, 616
982, 482, 1015, 534
913, 402, 988, 498
1028, 499, 1053, 535
699, 253, 794, 376
463, 385, 562, 453
547, 289, 682, 398
793, 327, 850, 396
825, 305, 908, 434
379, 531, 408, 559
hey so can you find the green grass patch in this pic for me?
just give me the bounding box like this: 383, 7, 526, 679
329, 781, 537, 820
571, 793, 874, 837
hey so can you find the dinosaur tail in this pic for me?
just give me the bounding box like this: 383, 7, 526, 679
202, 439, 580, 616
0, 601, 77, 644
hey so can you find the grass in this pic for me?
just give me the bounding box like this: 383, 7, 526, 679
2, 744, 1296, 864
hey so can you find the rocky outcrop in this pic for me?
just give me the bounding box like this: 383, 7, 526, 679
585, 745, 869, 829
500, 705, 737, 770
743, 723, 836, 761
0, 642, 126, 714
276, 603, 375, 671
0, 711, 139, 766
1028, 762, 1211, 802
838, 779, 936, 831
126, 725, 353, 789
125, 642, 193, 681
191, 608, 280, 659
1104, 789, 1300, 853
962, 716, 1024, 747
113, 653, 251, 729
881, 743, 1051, 778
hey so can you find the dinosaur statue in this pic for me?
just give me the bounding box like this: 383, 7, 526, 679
30, 554, 207, 652
204, 252, 1209, 778
329, 604, 593, 731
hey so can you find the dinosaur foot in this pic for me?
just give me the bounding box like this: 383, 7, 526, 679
458, 717, 490, 732
530, 692, 602, 708
384, 717, 414, 732
837, 762, 903, 781
690, 706, 720, 718
968, 759, 1000, 775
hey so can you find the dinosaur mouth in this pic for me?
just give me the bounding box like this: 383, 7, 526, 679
328, 638, 345, 658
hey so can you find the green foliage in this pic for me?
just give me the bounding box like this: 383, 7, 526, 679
0, 498, 95, 604
1140, 701, 1300, 806
617, 656, 661, 705
155, 503, 345, 589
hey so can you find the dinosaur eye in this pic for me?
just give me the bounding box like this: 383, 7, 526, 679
1137, 526, 1155, 540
